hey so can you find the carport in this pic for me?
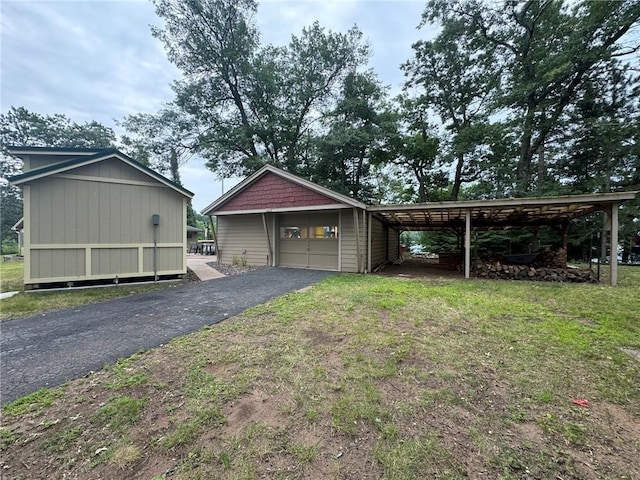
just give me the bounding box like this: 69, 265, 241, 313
368, 191, 638, 286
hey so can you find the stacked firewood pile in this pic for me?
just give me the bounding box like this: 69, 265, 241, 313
472, 248, 596, 283
535, 247, 567, 269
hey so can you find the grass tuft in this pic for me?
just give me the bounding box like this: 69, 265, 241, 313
91, 396, 147, 430
159, 407, 226, 449
2, 387, 65, 416
40, 426, 82, 453
110, 444, 142, 469
374, 432, 465, 480
105, 355, 148, 390
0, 428, 17, 451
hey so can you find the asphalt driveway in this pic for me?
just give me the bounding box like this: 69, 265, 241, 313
0, 268, 337, 405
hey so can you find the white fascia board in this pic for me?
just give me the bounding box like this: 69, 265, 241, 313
212, 204, 356, 216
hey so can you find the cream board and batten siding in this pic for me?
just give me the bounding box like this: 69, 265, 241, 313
24, 172, 187, 284
61, 158, 158, 185
22, 153, 96, 172
216, 214, 271, 266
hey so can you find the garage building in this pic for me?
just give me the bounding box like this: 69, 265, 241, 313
201, 165, 401, 273
203, 165, 636, 286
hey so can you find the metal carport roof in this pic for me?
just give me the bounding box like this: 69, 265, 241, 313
367, 191, 638, 286
368, 191, 638, 231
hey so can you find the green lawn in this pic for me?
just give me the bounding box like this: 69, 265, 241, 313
0, 261, 183, 321
1, 267, 638, 479
0, 261, 24, 293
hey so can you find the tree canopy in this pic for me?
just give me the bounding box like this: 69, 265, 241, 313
419, 0, 640, 196
151, 0, 369, 178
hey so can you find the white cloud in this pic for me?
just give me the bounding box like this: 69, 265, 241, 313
180, 156, 242, 213
1, 0, 177, 125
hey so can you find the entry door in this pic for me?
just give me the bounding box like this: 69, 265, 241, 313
279, 213, 339, 270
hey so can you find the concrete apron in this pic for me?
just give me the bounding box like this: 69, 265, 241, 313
186, 254, 226, 281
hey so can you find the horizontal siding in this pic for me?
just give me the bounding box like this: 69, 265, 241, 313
388, 228, 400, 261
340, 209, 366, 273
218, 215, 270, 266
371, 217, 387, 269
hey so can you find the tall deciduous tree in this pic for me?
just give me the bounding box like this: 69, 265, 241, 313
383, 96, 444, 203
558, 68, 636, 193
425, 0, 640, 195
119, 106, 199, 185
0, 106, 116, 152
403, 17, 499, 200
151, 0, 368, 178
558, 64, 640, 261
119, 106, 202, 226
313, 71, 395, 202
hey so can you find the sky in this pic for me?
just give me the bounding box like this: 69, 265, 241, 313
1, 0, 436, 213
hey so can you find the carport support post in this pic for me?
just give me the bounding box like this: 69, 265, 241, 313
209, 215, 219, 262
367, 212, 372, 273
353, 208, 361, 273
464, 209, 471, 279
262, 213, 273, 266
610, 202, 619, 287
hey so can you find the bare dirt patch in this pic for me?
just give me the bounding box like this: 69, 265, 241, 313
223, 389, 281, 436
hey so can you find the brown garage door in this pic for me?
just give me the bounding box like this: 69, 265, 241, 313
279, 212, 339, 270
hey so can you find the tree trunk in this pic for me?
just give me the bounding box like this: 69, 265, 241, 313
169, 147, 181, 185
416, 171, 427, 203
450, 152, 464, 200
537, 142, 545, 190
621, 240, 630, 263
601, 211, 609, 263
516, 105, 536, 196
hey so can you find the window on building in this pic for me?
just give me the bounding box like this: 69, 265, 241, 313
281, 226, 303, 238
310, 226, 339, 239
281, 225, 338, 239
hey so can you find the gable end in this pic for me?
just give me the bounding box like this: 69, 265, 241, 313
217, 172, 337, 212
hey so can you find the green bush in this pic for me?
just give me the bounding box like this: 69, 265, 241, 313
1, 238, 19, 255
231, 255, 247, 267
